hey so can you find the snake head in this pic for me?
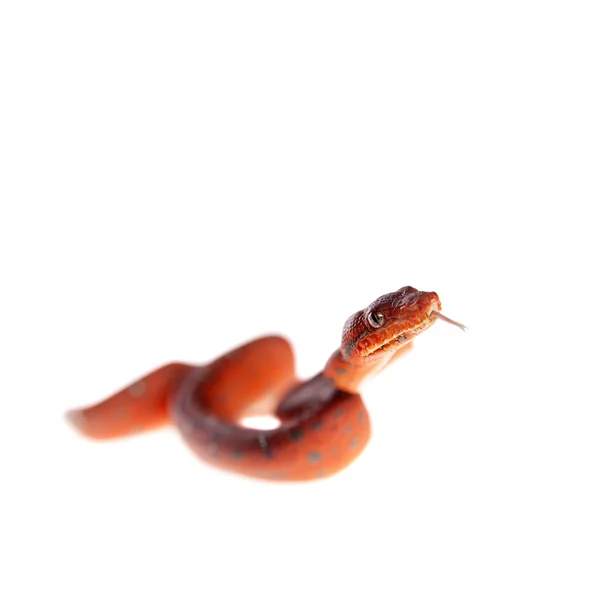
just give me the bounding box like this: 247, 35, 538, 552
341, 286, 442, 361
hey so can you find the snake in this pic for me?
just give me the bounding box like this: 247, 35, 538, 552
66, 286, 465, 481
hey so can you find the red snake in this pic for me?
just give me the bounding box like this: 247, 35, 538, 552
67, 286, 464, 481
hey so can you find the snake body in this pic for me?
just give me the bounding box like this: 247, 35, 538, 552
67, 286, 453, 481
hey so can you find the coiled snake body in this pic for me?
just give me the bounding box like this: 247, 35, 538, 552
67, 286, 463, 481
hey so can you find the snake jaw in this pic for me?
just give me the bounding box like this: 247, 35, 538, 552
357, 313, 438, 357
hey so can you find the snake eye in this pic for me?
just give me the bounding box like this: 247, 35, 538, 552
367, 311, 386, 328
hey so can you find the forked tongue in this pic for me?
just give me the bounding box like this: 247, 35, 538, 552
430, 310, 468, 332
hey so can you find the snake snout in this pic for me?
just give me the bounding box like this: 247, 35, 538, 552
420, 291, 441, 315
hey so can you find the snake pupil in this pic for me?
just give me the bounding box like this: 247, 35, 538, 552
368, 311, 385, 328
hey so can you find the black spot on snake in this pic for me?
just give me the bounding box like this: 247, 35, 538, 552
307, 451, 322, 463
289, 428, 304, 441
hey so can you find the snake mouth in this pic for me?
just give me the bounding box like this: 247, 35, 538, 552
359, 303, 467, 358
360, 313, 437, 357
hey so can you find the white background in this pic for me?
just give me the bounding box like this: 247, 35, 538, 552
1, 2, 599, 599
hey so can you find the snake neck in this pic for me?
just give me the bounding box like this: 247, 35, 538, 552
324, 349, 392, 394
